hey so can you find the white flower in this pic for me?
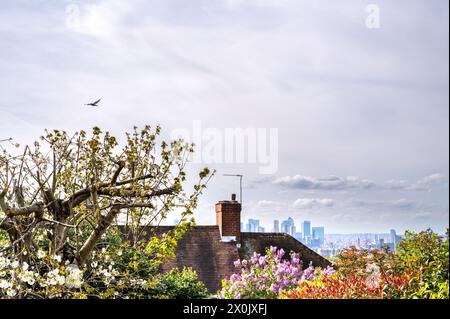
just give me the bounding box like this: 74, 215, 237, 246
117, 251, 122, 256
37, 250, 46, 259
19, 270, 36, 285
66, 271, 83, 289
0, 279, 12, 289
11, 260, 19, 269
6, 288, 17, 297
53, 255, 62, 263
0, 257, 8, 268
22, 262, 29, 271
65, 264, 83, 289
46, 268, 65, 286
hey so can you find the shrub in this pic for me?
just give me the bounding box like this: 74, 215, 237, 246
283, 229, 449, 299
150, 267, 209, 299
396, 229, 449, 299
281, 273, 382, 299
282, 270, 415, 299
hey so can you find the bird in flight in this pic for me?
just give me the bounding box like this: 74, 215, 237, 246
85, 98, 101, 107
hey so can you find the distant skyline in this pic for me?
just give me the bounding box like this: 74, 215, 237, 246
239, 216, 427, 236
0, 0, 448, 234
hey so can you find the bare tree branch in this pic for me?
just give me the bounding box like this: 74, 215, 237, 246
76, 205, 121, 266
3, 202, 44, 217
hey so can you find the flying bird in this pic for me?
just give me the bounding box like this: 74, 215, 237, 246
85, 98, 101, 107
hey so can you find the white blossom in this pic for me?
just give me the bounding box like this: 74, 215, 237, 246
6, 288, 17, 297
0, 279, 12, 289
65, 264, 83, 289
37, 250, 46, 259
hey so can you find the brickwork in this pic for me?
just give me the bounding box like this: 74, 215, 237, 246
215, 200, 241, 243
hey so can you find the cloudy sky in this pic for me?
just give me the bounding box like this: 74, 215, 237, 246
0, 0, 448, 234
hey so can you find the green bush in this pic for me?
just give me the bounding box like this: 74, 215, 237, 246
151, 267, 209, 299
396, 229, 449, 299
330, 228, 449, 299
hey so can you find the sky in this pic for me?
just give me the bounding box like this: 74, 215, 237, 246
0, 0, 448, 234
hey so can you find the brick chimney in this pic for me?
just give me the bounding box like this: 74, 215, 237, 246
216, 194, 241, 243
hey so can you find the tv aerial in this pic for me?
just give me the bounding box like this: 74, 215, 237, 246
223, 174, 243, 206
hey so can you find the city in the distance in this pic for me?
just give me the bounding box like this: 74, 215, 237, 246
239, 217, 402, 257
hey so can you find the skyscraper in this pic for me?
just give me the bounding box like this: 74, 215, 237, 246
312, 226, 325, 246
246, 219, 260, 233
301, 221, 311, 239
281, 217, 295, 236
390, 229, 397, 245
390, 229, 399, 251
273, 220, 280, 233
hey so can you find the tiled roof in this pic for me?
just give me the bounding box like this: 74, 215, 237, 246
239, 232, 332, 268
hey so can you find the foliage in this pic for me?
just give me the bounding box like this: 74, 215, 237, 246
216, 246, 335, 299
149, 267, 209, 299
283, 229, 448, 299
396, 229, 449, 299
0, 125, 214, 298
281, 273, 382, 299
282, 269, 415, 299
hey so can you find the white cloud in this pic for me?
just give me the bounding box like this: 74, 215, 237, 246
256, 200, 280, 210
414, 211, 433, 218
274, 173, 448, 192
383, 173, 448, 191
383, 179, 409, 190
273, 174, 374, 190
293, 198, 334, 209
410, 173, 448, 191
349, 198, 422, 210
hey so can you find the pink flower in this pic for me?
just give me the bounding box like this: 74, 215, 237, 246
276, 249, 285, 259
259, 256, 267, 266
230, 274, 240, 282
270, 284, 279, 292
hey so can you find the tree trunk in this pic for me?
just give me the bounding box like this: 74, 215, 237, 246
76, 206, 120, 266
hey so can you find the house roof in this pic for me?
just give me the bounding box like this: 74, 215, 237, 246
119, 225, 331, 293
239, 232, 332, 268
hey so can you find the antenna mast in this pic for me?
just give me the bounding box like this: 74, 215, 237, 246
223, 174, 243, 206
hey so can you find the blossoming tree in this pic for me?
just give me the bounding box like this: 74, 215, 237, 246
0, 125, 213, 298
